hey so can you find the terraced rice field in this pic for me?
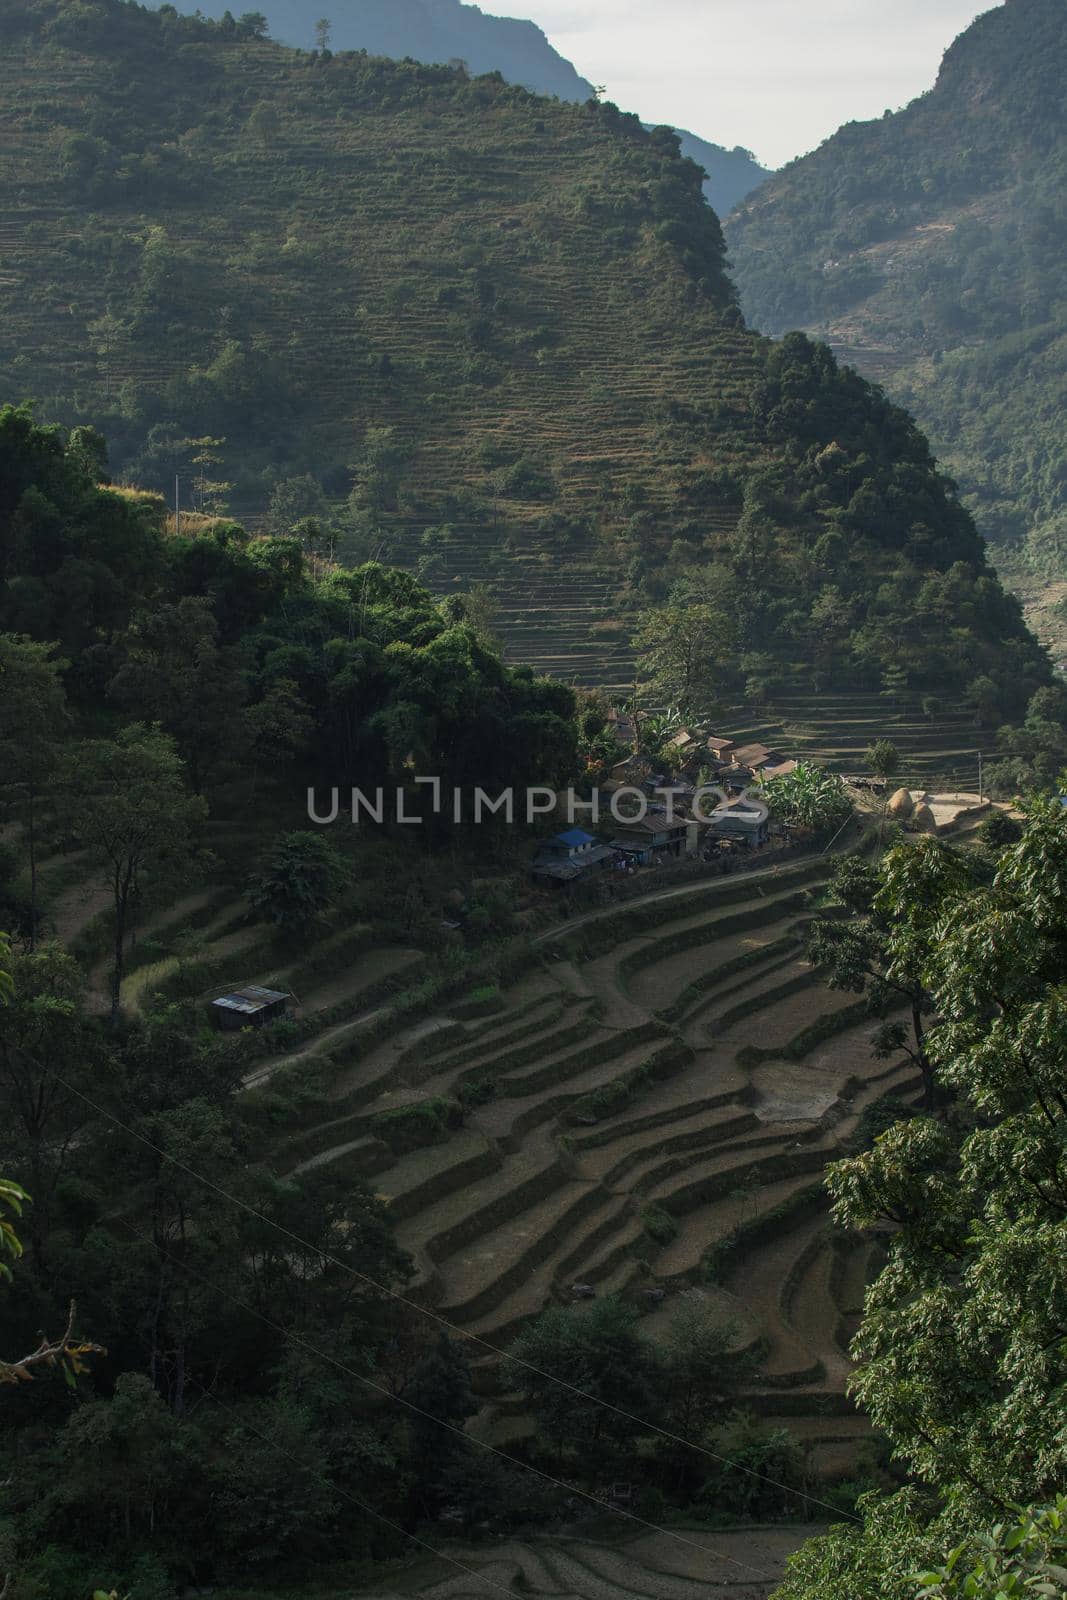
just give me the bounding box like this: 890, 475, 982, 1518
345, 1526, 813, 1600
40, 813, 992, 1485
625, 689, 992, 794
0, 27, 764, 704
265, 849, 925, 1468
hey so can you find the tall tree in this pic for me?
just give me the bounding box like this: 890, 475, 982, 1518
0, 942, 96, 1262
246, 830, 347, 934
867, 738, 902, 839
778, 807, 1067, 1597
61, 727, 206, 1023
0, 635, 70, 947
807, 850, 974, 1108
633, 603, 718, 719
107, 597, 246, 794
504, 1297, 663, 1465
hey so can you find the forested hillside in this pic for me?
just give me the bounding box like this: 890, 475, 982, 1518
4, 10, 1067, 1596
0, 0, 1053, 721
4, 403, 1065, 1600
138, 0, 771, 214
725, 0, 1067, 647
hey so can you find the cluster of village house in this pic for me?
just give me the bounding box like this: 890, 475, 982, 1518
532, 717, 800, 888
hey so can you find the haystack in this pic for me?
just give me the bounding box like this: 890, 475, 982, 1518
911, 802, 938, 835
886, 787, 914, 820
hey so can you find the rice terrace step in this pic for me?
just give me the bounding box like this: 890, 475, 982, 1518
261, 836, 929, 1469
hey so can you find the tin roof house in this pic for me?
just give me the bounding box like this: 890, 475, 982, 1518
730, 743, 784, 774
532, 827, 615, 885
211, 985, 290, 1031
705, 734, 736, 761
611, 811, 691, 859
705, 799, 769, 848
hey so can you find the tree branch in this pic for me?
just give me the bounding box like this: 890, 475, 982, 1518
0, 1299, 106, 1385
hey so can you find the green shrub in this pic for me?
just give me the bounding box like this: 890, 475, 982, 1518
490, 458, 555, 499
449, 982, 504, 1019
369, 1096, 462, 1153
641, 1204, 678, 1245
458, 1073, 496, 1107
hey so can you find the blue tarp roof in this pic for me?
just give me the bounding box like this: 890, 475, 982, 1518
553, 827, 596, 847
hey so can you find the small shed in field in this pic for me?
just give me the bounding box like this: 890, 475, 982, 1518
211, 985, 290, 1031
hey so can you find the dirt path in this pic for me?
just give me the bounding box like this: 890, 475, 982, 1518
533, 856, 820, 947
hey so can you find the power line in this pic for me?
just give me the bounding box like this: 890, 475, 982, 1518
57, 1073, 860, 1524
113, 1215, 776, 1583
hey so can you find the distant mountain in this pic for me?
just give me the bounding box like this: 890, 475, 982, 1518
725, 0, 1067, 647
236, 0, 595, 101
141, 0, 771, 215
670, 128, 770, 218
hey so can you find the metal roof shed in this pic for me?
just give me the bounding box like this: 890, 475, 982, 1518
211, 985, 290, 1031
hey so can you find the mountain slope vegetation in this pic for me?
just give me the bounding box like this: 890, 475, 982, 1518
0, 0, 1053, 719
725, 0, 1067, 644
140, 0, 771, 214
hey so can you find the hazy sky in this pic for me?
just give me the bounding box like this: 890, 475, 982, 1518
501, 0, 1002, 168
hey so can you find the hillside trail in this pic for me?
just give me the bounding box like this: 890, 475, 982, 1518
533, 855, 816, 948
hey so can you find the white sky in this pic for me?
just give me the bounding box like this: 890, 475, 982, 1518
499, 0, 1002, 168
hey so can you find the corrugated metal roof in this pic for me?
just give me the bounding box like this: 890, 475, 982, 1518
533, 843, 616, 879
212, 985, 289, 1014
617, 811, 688, 832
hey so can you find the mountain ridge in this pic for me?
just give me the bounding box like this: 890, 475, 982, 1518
139, 0, 772, 214
724, 0, 1067, 650
0, 0, 1051, 719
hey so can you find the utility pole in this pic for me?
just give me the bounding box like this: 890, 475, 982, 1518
978, 750, 983, 803
174, 474, 181, 538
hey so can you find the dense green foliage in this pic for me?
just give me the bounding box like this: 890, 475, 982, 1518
726, 0, 1067, 602
634, 331, 1052, 718
0, 401, 578, 1594
916, 1499, 1067, 1600
0, 404, 578, 831
762, 763, 851, 833
0, 942, 432, 1591
504, 1296, 788, 1510
776, 808, 1067, 1597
